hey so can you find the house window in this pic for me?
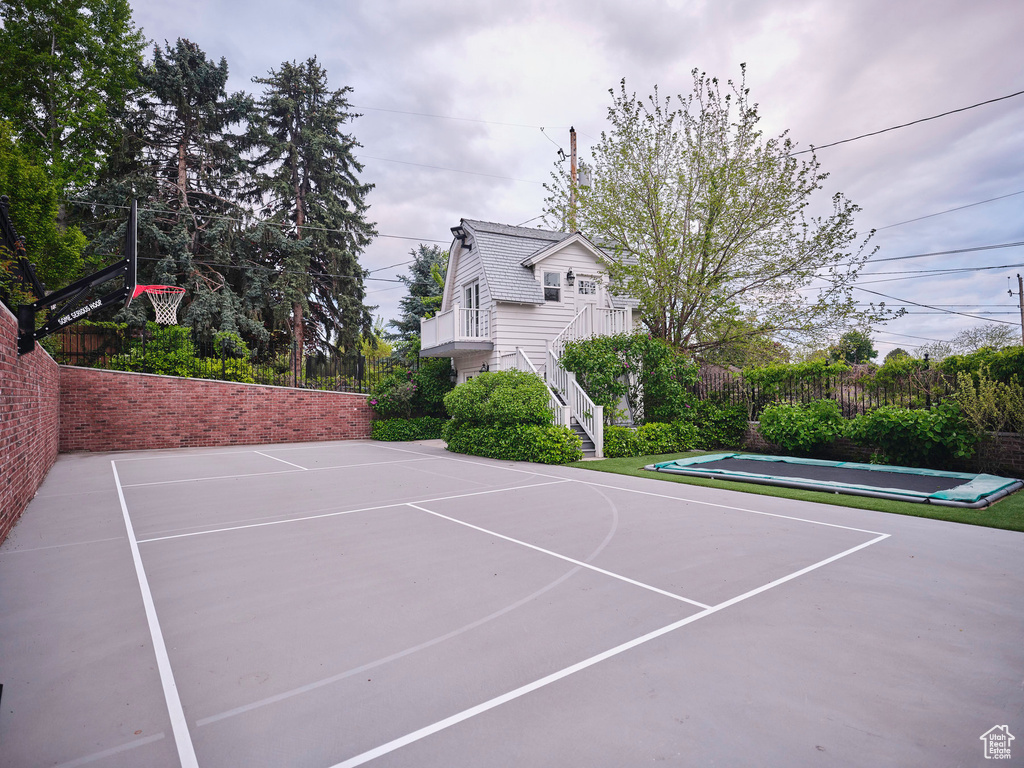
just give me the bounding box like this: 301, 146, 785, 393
577, 279, 597, 295
543, 271, 561, 302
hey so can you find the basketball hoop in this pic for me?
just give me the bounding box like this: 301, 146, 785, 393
132, 285, 185, 325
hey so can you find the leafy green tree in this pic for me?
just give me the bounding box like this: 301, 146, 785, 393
388, 243, 447, 341
0, 0, 145, 192
543, 66, 890, 356
884, 348, 910, 362
829, 329, 877, 364
247, 57, 376, 360
0, 120, 85, 298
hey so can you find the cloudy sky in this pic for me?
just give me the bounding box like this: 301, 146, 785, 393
129, 0, 1024, 356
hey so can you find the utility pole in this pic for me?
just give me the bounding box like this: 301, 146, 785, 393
569, 126, 578, 232
1011, 273, 1024, 345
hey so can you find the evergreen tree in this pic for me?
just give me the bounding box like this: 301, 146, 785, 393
247, 57, 375, 360
81, 39, 264, 339
0, 0, 145, 192
388, 243, 447, 341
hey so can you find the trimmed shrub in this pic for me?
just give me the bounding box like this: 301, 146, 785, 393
677, 400, 748, 449
443, 370, 553, 427
369, 360, 454, 420
940, 346, 1024, 385
759, 399, 844, 455
601, 420, 698, 459
441, 422, 582, 464
603, 425, 639, 458
372, 416, 447, 441
845, 403, 977, 467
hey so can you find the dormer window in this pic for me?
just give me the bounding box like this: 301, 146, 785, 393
543, 271, 561, 302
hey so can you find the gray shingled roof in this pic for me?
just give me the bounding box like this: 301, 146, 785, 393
459, 219, 643, 306
460, 220, 571, 304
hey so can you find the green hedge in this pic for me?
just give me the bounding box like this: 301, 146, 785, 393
677, 400, 748, 449
371, 417, 447, 441
845, 403, 976, 467
442, 422, 582, 464
759, 399, 845, 455
602, 421, 699, 459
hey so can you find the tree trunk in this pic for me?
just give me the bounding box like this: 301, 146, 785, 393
292, 301, 304, 386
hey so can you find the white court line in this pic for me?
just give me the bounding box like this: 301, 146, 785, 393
196, 490, 622, 728
136, 479, 571, 544
111, 462, 198, 768
108, 440, 380, 462
408, 503, 711, 610
254, 450, 308, 470
330, 531, 890, 768
0, 535, 124, 555
572, 478, 888, 536
121, 456, 435, 488
377, 444, 888, 537
53, 732, 166, 768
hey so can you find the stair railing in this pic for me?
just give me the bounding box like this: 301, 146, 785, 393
546, 346, 603, 457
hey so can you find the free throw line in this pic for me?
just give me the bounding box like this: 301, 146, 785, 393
407, 503, 711, 610
329, 531, 890, 768
254, 450, 308, 470
111, 462, 199, 768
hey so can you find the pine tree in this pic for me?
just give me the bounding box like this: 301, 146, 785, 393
247, 57, 375, 362
388, 243, 447, 341
82, 39, 265, 339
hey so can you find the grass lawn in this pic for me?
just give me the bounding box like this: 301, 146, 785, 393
568, 451, 1024, 533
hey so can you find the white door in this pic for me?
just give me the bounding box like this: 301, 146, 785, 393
574, 275, 601, 333
463, 282, 480, 337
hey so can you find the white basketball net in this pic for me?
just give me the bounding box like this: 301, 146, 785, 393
142, 286, 186, 325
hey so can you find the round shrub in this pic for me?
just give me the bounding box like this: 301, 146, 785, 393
443, 370, 553, 427
758, 399, 844, 455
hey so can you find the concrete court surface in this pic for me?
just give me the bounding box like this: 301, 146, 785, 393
0, 439, 1021, 767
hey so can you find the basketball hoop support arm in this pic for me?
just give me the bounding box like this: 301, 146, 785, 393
17, 200, 138, 355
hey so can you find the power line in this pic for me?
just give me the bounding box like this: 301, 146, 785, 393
873, 329, 953, 344
790, 88, 1024, 156
875, 189, 1024, 230
854, 286, 1019, 325
357, 154, 544, 184
64, 199, 448, 243
351, 104, 568, 131
137, 255, 403, 283
838, 240, 1024, 267
854, 262, 1024, 285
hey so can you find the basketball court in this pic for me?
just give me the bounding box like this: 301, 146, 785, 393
1, 439, 1022, 766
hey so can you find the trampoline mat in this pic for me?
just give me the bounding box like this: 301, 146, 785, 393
697, 457, 964, 494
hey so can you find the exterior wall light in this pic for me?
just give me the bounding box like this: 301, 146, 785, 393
566, 268, 575, 286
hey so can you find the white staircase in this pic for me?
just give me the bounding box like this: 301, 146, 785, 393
498, 306, 631, 459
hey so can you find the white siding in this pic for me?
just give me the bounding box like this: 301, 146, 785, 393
492, 242, 608, 369
446, 244, 492, 314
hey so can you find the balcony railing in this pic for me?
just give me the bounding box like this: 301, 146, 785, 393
420, 307, 491, 350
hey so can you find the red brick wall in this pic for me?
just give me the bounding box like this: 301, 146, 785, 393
60, 367, 372, 452
0, 305, 60, 545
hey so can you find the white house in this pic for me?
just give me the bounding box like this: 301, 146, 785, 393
419, 219, 641, 457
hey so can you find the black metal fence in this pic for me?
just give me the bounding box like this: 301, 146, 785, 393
696, 370, 955, 420
48, 326, 414, 394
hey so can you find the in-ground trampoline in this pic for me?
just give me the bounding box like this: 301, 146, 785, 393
646, 453, 1023, 508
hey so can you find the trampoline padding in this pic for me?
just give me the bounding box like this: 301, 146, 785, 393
646, 453, 1022, 508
